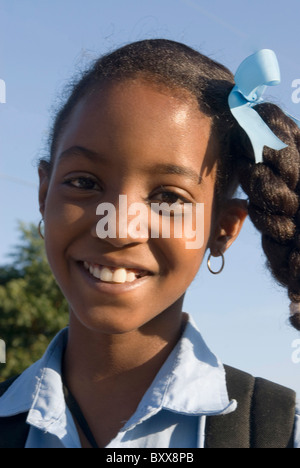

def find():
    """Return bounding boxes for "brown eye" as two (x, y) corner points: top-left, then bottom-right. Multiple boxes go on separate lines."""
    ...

(151, 186), (188, 205)
(157, 191), (184, 205)
(64, 176), (100, 191)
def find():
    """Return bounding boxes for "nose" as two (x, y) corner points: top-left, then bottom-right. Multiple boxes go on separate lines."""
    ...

(91, 194), (150, 247)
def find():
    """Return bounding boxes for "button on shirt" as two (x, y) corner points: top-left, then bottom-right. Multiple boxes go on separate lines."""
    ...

(0, 314), (299, 448)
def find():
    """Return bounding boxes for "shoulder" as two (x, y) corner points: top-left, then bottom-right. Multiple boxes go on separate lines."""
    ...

(205, 365), (296, 448)
(0, 374), (30, 448)
(0, 328), (68, 407)
(0, 375), (20, 397)
(224, 364), (296, 407)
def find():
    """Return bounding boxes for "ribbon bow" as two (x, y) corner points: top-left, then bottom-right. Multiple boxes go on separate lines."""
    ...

(228, 49), (300, 163)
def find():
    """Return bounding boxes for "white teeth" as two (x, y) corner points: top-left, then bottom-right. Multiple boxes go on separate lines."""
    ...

(126, 272), (136, 283)
(83, 262), (145, 283)
(112, 268), (127, 283)
(100, 267), (113, 282)
(92, 265), (102, 279)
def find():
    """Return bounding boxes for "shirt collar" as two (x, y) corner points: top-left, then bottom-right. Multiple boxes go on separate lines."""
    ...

(0, 315), (236, 437)
(122, 314), (236, 431)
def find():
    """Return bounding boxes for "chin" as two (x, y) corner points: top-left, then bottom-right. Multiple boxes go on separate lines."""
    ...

(69, 304), (153, 336)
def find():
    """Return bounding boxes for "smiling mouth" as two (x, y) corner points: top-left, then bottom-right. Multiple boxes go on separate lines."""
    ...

(82, 261), (151, 284)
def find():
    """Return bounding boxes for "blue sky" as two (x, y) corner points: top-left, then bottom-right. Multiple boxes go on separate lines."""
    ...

(1, 0), (300, 392)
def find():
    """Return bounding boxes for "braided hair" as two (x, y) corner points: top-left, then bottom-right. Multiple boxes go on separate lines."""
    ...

(238, 105), (300, 329)
(41, 39), (300, 330)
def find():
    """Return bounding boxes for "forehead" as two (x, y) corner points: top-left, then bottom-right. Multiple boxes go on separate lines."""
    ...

(54, 79), (216, 177)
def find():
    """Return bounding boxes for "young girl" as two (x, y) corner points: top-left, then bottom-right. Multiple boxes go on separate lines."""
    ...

(0, 39), (299, 448)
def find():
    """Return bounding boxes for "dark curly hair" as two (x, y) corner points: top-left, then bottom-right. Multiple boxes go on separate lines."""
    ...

(40, 39), (300, 330)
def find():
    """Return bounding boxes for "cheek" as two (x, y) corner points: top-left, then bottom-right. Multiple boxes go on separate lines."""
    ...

(42, 190), (88, 271)
(44, 183), (94, 238)
(143, 188), (214, 281)
(156, 209), (210, 282)
(46, 192), (84, 224)
(153, 237), (205, 312)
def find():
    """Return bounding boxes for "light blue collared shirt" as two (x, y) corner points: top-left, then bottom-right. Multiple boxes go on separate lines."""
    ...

(0, 314), (299, 448)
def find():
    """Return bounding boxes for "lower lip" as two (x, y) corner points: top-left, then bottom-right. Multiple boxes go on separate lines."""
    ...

(77, 262), (153, 294)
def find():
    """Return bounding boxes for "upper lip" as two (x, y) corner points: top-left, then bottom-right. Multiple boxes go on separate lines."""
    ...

(80, 257), (154, 274)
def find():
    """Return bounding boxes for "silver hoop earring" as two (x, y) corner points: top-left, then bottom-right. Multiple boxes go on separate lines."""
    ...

(38, 219), (45, 240)
(207, 251), (225, 275)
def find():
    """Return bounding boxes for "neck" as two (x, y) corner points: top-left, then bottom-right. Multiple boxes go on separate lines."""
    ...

(63, 309), (187, 389)
(62, 308), (187, 447)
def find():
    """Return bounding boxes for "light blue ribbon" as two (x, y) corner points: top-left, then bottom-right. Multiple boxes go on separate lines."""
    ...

(228, 49), (300, 163)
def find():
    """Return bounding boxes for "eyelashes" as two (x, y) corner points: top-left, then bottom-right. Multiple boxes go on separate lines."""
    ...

(151, 185), (189, 205)
(62, 176), (191, 209)
(63, 175), (102, 191)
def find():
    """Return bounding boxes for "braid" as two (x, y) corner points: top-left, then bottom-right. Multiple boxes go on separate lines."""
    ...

(235, 103), (300, 330)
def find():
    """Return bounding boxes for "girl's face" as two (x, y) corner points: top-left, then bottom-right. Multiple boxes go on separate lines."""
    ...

(39, 80), (239, 337)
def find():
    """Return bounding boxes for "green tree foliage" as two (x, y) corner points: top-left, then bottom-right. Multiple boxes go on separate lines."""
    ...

(0, 222), (69, 381)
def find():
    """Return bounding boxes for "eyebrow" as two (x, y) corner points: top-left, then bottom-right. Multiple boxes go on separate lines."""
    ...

(58, 145), (202, 184)
(58, 146), (102, 163)
(149, 163), (202, 184)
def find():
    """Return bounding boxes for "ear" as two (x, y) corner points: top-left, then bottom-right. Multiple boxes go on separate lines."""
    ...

(38, 162), (51, 218)
(209, 198), (248, 257)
